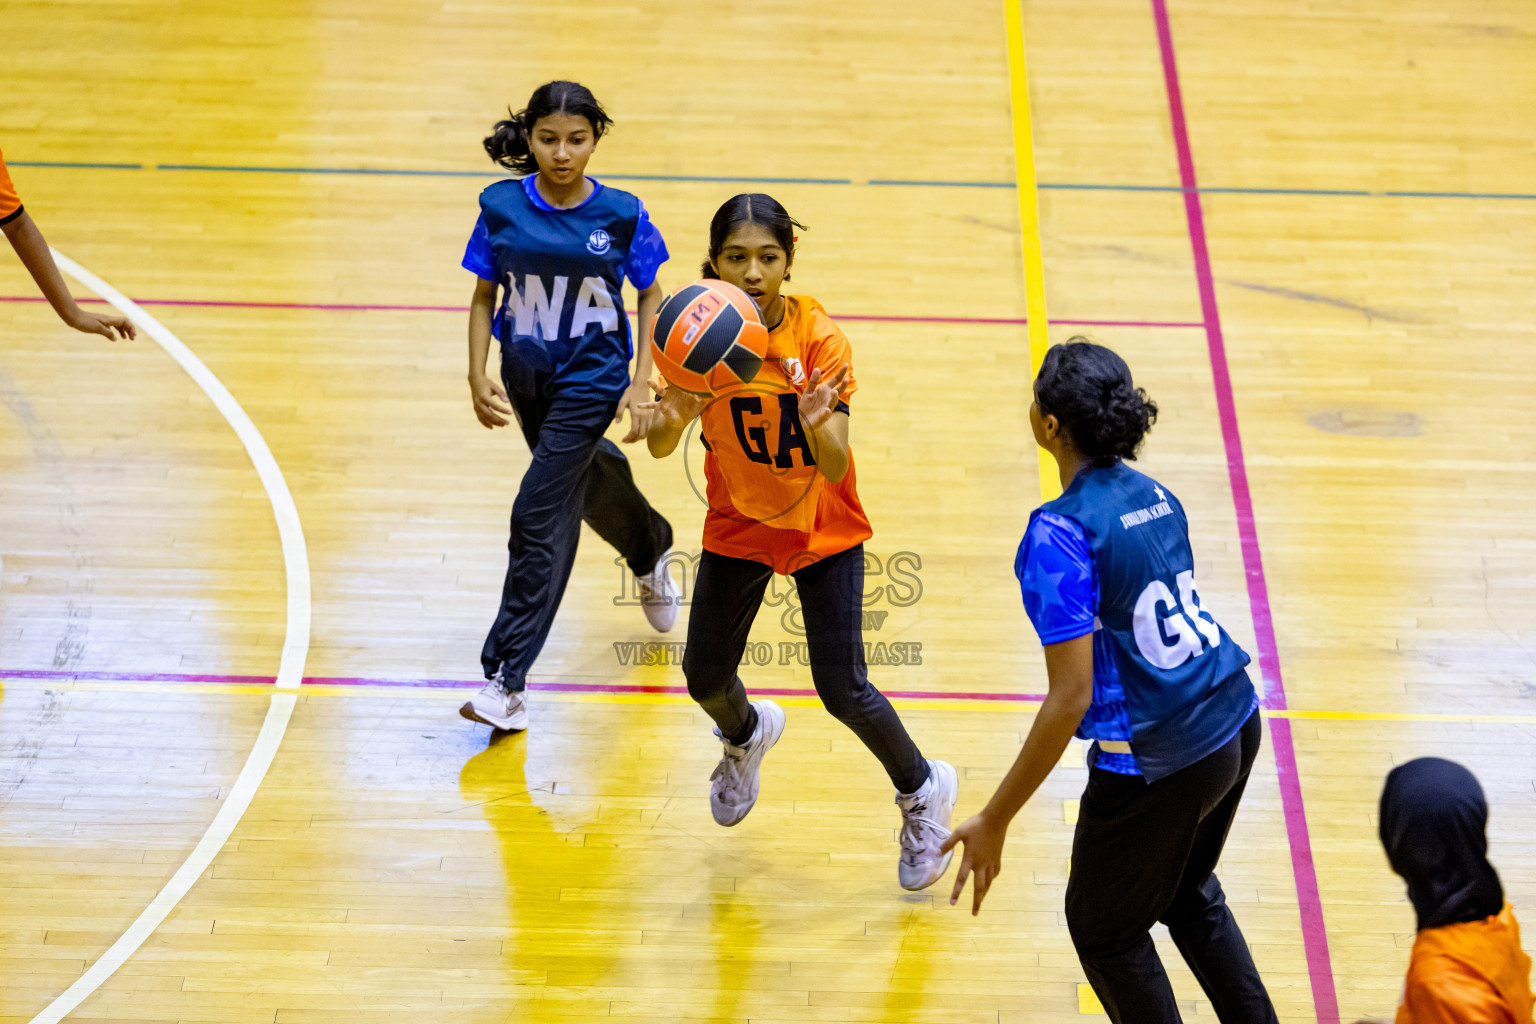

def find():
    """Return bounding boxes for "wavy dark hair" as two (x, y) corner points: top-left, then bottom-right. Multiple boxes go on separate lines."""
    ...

(700, 193), (807, 279)
(483, 81), (613, 175)
(1034, 339), (1158, 465)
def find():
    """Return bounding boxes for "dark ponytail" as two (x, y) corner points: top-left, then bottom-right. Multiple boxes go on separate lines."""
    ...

(1035, 338), (1158, 464)
(700, 193), (806, 278)
(484, 80), (614, 175)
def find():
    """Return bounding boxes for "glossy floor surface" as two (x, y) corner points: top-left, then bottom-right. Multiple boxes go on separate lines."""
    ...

(2, 0), (1534, 1021)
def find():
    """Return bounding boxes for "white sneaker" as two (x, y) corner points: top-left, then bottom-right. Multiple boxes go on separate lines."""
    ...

(459, 676), (529, 732)
(708, 699), (786, 826)
(636, 551), (681, 632)
(896, 758), (958, 891)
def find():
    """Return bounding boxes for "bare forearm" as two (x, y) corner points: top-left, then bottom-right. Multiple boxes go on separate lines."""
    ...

(633, 286), (661, 384)
(467, 288), (495, 381)
(3, 212), (82, 321)
(808, 420), (849, 482)
(647, 417), (685, 458)
(983, 689), (1086, 826)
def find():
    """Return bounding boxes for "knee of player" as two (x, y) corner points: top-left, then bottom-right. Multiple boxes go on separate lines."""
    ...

(1064, 904), (1142, 958)
(809, 666), (870, 719)
(681, 655), (733, 699)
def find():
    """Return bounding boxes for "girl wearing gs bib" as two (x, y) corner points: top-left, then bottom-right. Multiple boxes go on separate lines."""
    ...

(943, 341), (1278, 1023)
(644, 194), (957, 891)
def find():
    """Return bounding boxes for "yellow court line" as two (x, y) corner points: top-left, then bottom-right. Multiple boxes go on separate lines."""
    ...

(7, 677), (1536, 724)
(1002, 0), (1061, 501)
(1265, 708), (1536, 725)
(1078, 982), (1107, 1015)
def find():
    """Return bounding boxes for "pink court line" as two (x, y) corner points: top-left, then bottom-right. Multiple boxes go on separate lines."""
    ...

(1152, 2), (1339, 1021)
(0, 667), (1045, 703)
(0, 294), (1203, 330)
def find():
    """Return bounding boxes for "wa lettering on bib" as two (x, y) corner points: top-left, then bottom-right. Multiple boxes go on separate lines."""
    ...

(476, 177), (644, 399)
(504, 273), (621, 340)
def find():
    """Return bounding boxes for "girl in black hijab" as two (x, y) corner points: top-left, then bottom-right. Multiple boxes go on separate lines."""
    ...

(1356, 758), (1533, 1024)
(1380, 758), (1505, 930)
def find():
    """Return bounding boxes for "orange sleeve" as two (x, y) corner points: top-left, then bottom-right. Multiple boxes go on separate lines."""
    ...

(0, 148), (23, 225)
(1397, 956), (1516, 1024)
(805, 307), (858, 405)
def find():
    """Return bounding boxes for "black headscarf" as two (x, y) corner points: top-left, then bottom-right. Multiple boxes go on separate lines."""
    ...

(1379, 757), (1504, 931)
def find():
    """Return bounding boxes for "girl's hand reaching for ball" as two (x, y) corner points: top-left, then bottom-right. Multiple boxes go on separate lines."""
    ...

(644, 379), (710, 428)
(640, 380), (710, 460)
(795, 362), (851, 433)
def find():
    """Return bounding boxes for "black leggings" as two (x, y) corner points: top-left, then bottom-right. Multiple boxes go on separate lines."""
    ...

(681, 545), (929, 794)
(1065, 707), (1277, 1024)
(480, 387), (672, 686)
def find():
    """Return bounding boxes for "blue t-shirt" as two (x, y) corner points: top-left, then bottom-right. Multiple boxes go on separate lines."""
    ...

(462, 175), (668, 288)
(461, 175), (669, 400)
(1017, 510), (1140, 775)
(1016, 461), (1258, 781)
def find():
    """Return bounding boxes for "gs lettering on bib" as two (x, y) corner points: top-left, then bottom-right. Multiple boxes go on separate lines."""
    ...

(1131, 570), (1223, 670)
(1020, 461), (1256, 782)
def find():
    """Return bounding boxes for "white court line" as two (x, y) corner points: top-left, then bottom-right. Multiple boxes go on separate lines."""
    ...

(29, 251), (311, 1024)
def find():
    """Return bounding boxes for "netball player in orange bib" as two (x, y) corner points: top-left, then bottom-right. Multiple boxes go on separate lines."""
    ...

(643, 193), (957, 891)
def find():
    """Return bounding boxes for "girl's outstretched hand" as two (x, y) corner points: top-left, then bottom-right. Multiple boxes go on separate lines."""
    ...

(795, 361), (851, 431)
(940, 811), (1008, 916)
(470, 373), (513, 429)
(640, 378), (709, 428)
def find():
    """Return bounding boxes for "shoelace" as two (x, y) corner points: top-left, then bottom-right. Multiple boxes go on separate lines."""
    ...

(636, 564), (673, 600)
(898, 800), (953, 860)
(710, 736), (749, 799)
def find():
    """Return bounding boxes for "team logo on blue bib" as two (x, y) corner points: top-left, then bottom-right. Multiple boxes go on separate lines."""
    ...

(586, 229), (611, 255)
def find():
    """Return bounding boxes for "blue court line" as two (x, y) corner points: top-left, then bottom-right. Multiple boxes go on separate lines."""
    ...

(157, 163), (491, 177)
(8, 159), (1535, 200)
(869, 178), (1016, 188)
(10, 160), (144, 170)
(1381, 189), (1536, 200)
(156, 163), (852, 185)
(602, 172), (854, 185)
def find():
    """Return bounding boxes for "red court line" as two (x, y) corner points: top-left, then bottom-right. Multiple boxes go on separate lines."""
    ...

(1151, 2), (1339, 1021)
(0, 667), (1046, 702)
(0, 294), (1203, 330)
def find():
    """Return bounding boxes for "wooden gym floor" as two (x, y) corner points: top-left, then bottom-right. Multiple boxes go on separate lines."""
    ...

(2, 0), (1534, 1021)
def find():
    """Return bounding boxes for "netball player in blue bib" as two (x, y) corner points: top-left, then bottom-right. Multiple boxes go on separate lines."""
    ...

(459, 81), (679, 733)
(943, 341), (1278, 1023)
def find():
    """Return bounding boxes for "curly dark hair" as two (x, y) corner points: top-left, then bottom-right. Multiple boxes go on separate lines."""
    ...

(1034, 338), (1158, 465)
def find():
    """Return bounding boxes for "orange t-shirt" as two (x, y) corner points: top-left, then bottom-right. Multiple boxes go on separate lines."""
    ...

(697, 295), (873, 575)
(1396, 905), (1535, 1024)
(0, 147), (24, 225)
